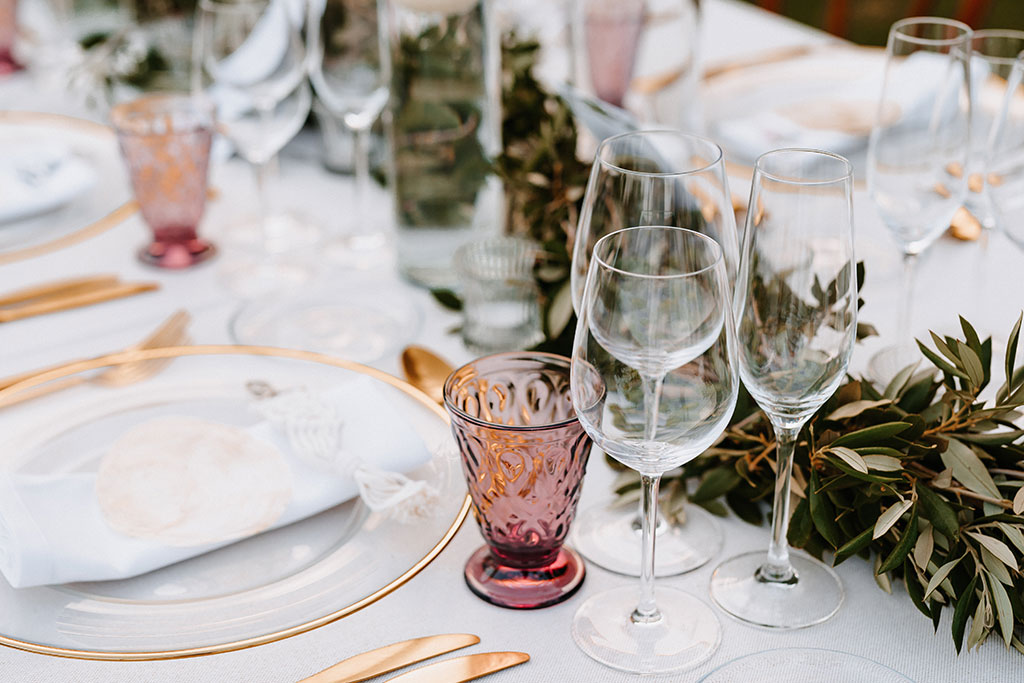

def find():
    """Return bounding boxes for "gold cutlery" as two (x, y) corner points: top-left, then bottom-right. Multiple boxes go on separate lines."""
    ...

(0, 274), (120, 308)
(0, 310), (191, 405)
(0, 278), (160, 323)
(400, 346), (455, 406)
(298, 634), (480, 683)
(383, 652), (530, 683)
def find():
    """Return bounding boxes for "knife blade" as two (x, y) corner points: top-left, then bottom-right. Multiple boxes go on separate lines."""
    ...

(298, 634), (480, 683)
(383, 652), (530, 683)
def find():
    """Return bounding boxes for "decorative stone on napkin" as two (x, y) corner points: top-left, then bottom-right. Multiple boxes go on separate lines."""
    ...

(0, 378), (435, 588)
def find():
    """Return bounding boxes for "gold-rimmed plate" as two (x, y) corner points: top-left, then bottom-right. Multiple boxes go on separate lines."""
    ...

(0, 345), (470, 660)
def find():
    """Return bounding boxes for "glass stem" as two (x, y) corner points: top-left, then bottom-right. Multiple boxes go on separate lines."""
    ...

(760, 424), (800, 583)
(253, 158), (275, 250)
(898, 252), (918, 343)
(632, 473), (662, 624)
(352, 124), (371, 236)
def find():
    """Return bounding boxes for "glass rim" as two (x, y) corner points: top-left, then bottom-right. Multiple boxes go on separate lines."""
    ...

(591, 225), (725, 281)
(595, 129), (724, 178)
(890, 16), (972, 47)
(109, 93), (216, 136)
(753, 148), (854, 187)
(971, 29), (1024, 66)
(442, 351), (582, 432)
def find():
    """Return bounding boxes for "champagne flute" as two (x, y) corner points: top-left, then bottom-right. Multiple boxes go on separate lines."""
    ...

(308, 0), (390, 261)
(569, 129), (739, 577)
(571, 225), (737, 673)
(986, 49), (1024, 249)
(710, 148), (857, 629)
(866, 17), (972, 380)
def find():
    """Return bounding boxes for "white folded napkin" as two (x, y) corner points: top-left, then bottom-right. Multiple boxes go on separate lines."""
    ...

(0, 142), (96, 225)
(0, 378), (434, 588)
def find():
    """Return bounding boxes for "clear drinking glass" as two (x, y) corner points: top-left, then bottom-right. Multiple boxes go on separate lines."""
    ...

(570, 226), (737, 673)
(985, 50), (1024, 249)
(866, 17), (972, 379)
(709, 148), (857, 629)
(569, 130), (739, 577)
(308, 0), (390, 261)
(195, 0), (318, 294)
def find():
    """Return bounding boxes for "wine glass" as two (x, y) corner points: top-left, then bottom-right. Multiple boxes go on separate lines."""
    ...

(569, 129), (739, 577)
(308, 0), (390, 262)
(709, 148), (857, 629)
(986, 50), (1024, 249)
(571, 225), (737, 673)
(866, 17), (972, 380)
(195, 0), (318, 296)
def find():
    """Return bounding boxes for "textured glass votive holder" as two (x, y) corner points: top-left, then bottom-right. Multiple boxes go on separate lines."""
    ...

(454, 238), (545, 353)
(110, 94), (216, 269)
(444, 352), (591, 609)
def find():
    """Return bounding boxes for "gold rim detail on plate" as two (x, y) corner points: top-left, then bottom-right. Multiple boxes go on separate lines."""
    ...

(0, 344), (471, 661)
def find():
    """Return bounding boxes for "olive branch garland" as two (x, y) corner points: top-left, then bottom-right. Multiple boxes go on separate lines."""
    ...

(610, 314), (1024, 654)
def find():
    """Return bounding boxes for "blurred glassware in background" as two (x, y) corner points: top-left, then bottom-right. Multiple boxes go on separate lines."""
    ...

(308, 0), (391, 264)
(195, 0), (320, 297)
(454, 237), (545, 353)
(573, 0), (702, 134)
(383, 0), (503, 290)
(0, 0), (21, 73)
(988, 49), (1024, 250)
(966, 29), (1024, 232)
(866, 17), (972, 381)
(311, 92), (386, 175)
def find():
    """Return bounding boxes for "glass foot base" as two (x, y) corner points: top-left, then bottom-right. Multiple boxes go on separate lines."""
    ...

(572, 585), (721, 673)
(138, 240), (216, 269)
(464, 546), (584, 610)
(709, 550), (844, 629)
(698, 647), (913, 682)
(572, 502), (721, 576)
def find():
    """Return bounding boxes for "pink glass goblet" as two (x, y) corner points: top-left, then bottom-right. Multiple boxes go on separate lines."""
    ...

(0, 0), (19, 75)
(110, 94), (216, 269)
(444, 352), (592, 609)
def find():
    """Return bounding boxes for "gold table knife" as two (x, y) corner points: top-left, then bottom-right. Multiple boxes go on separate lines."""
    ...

(383, 652), (530, 683)
(299, 634), (480, 683)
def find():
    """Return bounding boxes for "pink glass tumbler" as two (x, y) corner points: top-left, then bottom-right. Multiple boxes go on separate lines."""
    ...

(0, 0), (19, 74)
(444, 352), (591, 609)
(110, 94), (216, 269)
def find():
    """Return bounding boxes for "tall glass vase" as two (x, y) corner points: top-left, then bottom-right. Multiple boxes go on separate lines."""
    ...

(383, 0), (503, 289)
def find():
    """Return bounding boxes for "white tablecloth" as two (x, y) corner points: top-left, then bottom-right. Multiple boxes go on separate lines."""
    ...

(1, 1), (1022, 681)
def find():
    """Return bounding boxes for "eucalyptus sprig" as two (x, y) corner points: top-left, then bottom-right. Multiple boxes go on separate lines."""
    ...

(623, 314), (1024, 654)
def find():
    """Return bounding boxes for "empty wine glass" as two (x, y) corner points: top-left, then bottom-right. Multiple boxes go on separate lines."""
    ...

(866, 17), (972, 380)
(195, 0), (318, 295)
(569, 130), (739, 577)
(571, 226), (737, 673)
(986, 50), (1024, 249)
(709, 148), (857, 629)
(308, 0), (390, 262)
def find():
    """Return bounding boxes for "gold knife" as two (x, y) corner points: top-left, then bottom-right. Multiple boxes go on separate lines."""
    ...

(0, 282), (160, 323)
(298, 634), (480, 683)
(383, 652), (530, 683)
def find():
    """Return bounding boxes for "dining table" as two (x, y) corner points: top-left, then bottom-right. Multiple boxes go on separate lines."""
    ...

(1, 0), (1022, 680)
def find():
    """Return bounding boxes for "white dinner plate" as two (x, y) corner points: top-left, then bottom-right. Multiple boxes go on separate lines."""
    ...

(698, 647), (915, 682)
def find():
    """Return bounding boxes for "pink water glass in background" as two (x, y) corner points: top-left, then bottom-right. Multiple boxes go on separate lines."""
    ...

(0, 0), (19, 74)
(110, 94), (216, 269)
(444, 352), (592, 609)
(582, 0), (644, 107)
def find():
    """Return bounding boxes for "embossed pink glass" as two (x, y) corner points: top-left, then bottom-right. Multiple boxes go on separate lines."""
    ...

(0, 0), (19, 75)
(444, 352), (592, 609)
(111, 94), (216, 269)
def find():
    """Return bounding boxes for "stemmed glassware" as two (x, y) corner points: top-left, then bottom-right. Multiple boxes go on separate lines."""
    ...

(709, 148), (857, 629)
(195, 0), (318, 296)
(570, 226), (738, 673)
(988, 50), (1024, 249)
(308, 0), (390, 261)
(866, 17), (972, 380)
(569, 130), (739, 577)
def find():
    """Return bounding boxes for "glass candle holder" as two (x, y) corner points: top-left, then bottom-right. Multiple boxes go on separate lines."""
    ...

(444, 352), (591, 609)
(110, 94), (216, 269)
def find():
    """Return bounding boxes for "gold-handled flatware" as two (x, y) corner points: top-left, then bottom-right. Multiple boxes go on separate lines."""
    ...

(0, 274), (120, 308)
(298, 634), (480, 683)
(0, 280), (160, 323)
(0, 310), (191, 406)
(383, 652), (529, 683)
(400, 346), (455, 406)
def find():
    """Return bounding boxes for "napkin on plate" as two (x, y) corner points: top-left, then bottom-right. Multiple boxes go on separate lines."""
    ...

(0, 378), (435, 589)
(0, 142), (96, 225)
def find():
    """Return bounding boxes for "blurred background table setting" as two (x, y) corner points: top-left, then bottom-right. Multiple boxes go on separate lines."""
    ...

(1, 0), (1024, 681)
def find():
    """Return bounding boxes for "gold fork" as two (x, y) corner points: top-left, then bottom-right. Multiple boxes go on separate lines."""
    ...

(0, 310), (191, 406)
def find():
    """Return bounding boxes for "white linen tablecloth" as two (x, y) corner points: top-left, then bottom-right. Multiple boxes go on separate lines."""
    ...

(1, 1), (1022, 681)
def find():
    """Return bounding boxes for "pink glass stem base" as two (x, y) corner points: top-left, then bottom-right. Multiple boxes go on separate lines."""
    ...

(464, 545), (585, 610)
(139, 235), (217, 269)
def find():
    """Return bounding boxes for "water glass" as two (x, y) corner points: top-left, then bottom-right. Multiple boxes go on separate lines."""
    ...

(444, 352), (591, 609)
(0, 0), (17, 74)
(454, 238), (544, 354)
(110, 94), (216, 269)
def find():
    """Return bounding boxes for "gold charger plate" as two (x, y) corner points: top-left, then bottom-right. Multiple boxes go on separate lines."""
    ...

(0, 345), (470, 660)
